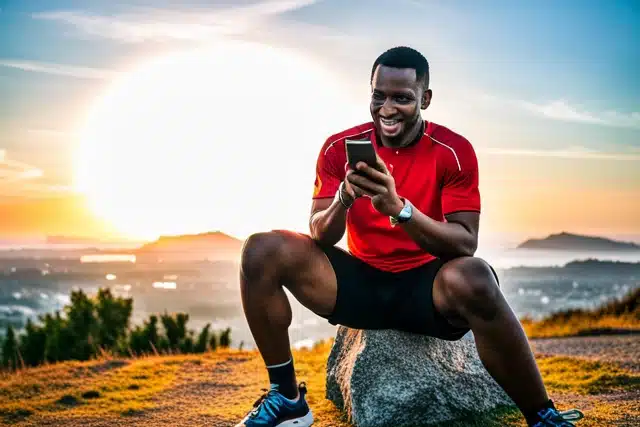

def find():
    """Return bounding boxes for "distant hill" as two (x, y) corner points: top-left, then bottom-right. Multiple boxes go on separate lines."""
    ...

(0, 232), (245, 262)
(46, 235), (140, 245)
(135, 231), (244, 262)
(503, 259), (640, 278)
(516, 232), (640, 251)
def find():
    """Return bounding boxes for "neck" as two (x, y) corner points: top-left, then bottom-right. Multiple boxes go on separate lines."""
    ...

(380, 119), (424, 148)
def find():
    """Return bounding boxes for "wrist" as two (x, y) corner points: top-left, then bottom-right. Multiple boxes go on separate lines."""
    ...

(390, 196), (405, 217)
(336, 182), (354, 209)
(390, 197), (413, 226)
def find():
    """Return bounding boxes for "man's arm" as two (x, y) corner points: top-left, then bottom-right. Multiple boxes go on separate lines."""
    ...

(309, 197), (348, 246)
(398, 210), (479, 258)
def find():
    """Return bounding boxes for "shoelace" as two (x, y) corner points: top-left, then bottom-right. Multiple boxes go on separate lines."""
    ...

(248, 386), (280, 418)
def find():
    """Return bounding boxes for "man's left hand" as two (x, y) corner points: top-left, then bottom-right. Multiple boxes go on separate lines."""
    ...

(346, 156), (404, 217)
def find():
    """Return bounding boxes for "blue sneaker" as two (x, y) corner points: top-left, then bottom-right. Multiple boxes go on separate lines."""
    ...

(533, 407), (584, 426)
(235, 382), (314, 427)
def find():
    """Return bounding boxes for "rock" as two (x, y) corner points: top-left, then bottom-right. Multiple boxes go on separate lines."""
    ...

(325, 327), (516, 426)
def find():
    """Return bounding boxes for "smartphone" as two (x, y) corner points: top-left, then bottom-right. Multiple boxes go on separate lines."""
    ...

(345, 138), (378, 171)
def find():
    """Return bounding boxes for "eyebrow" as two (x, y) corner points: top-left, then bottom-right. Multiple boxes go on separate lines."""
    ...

(372, 88), (415, 96)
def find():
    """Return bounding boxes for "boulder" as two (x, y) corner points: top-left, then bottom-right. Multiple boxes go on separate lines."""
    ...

(325, 327), (517, 426)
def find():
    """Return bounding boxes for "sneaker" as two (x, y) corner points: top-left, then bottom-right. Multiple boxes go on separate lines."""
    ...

(533, 407), (584, 426)
(235, 382), (314, 427)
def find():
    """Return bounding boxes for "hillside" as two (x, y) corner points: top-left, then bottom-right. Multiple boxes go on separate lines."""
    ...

(1, 339), (639, 426)
(517, 232), (640, 251)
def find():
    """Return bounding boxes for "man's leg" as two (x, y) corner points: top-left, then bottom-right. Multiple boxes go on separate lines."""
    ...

(239, 230), (338, 398)
(432, 257), (550, 423)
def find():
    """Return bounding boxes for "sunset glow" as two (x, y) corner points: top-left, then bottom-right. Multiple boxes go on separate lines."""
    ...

(73, 42), (362, 240)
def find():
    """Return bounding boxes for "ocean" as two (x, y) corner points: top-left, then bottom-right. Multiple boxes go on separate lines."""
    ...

(0, 248), (638, 350)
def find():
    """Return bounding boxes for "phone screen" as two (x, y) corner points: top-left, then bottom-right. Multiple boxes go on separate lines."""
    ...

(345, 139), (377, 171)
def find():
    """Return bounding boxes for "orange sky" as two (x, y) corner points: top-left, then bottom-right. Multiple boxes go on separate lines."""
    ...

(0, 195), (122, 240)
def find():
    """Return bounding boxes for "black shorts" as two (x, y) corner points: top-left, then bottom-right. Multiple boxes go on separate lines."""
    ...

(315, 243), (484, 341)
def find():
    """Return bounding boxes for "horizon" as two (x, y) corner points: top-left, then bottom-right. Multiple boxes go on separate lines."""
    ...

(2, 230), (640, 253)
(1, 1), (638, 243)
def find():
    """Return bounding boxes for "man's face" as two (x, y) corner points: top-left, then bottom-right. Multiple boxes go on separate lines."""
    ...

(370, 65), (431, 145)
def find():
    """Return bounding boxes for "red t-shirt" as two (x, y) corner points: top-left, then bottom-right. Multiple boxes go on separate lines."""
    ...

(312, 120), (481, 273)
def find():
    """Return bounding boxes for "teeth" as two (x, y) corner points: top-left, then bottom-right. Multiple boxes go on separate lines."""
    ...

(381, 118), (399, 125)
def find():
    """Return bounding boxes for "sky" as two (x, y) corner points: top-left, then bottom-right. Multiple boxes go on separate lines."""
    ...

(0, 0), (638, 245)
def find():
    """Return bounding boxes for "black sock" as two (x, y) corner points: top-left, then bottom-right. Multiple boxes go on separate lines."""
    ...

(266, 358), (297, 399)
(525, 399), (556, 426)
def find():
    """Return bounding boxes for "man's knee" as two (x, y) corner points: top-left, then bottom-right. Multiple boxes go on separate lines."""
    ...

(436, 256), (500, 320)
(240, 230), (304, 283)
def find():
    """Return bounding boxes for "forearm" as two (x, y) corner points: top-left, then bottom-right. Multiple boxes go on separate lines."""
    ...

(309, 197), (348, 246)
(400, 208), (477, 258)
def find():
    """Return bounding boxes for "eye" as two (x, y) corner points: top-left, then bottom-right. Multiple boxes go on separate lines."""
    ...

(395, 95), (412, 103)
(372, 92), (385, 101)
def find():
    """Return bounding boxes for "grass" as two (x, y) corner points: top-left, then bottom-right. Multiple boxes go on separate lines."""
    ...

(0, 356), (179, 424)
(0, 340), (638, 426)
(522, 287), (640, 338)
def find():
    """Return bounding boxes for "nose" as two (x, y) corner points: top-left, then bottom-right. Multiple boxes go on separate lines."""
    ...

(380, 97), (397, 116)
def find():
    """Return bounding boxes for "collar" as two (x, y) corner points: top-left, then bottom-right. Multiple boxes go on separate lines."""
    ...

(372, 120), (429, 150)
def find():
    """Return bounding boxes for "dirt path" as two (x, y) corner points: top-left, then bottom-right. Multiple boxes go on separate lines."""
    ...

(530, 334), (640, 372)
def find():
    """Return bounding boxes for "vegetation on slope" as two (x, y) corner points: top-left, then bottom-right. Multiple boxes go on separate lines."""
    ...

(1, 288), (231, 371)
(522, 287), (640, 338)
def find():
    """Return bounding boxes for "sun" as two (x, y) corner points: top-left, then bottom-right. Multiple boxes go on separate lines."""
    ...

(73, 41), (363, 241)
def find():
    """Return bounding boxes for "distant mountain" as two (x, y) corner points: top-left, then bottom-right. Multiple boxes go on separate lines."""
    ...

(517, 232), (640, 251)
(46, 235), (139, 245)
(502, 259), (640, 278)
(0, 231), (245, 262)
(135, 231), (244, 262)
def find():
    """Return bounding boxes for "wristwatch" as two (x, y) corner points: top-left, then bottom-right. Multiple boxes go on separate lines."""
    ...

(390, 198), (413, 226)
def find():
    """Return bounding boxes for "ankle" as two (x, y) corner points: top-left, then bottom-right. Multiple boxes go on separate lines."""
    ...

(266, 357), (298, 399)
(524, 399), (556, 426)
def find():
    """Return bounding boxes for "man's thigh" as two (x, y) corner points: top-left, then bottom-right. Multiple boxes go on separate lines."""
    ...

(251, 230), (338, 318)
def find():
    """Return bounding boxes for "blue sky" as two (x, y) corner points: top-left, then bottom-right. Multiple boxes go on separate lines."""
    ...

(0, 0), (638, 240)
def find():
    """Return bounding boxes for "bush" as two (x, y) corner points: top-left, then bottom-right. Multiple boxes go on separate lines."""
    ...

(0, 288), (232, 371)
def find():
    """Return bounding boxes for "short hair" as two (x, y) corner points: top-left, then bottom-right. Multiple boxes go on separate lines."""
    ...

(371, 46), (429, 88)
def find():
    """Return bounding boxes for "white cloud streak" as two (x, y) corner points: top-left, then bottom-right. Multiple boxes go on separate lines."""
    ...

(26, 128), (75, 139)
(520, 99), (640, 129)
(32, 0), (320, 43)
(0, 59), (120, 80)
(0, 149), (71, 196)
(479, 146), (640, 161)
(470, 91), (640, 130)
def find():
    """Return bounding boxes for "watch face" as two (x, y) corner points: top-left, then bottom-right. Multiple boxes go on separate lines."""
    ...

(399, 201), (412, 222)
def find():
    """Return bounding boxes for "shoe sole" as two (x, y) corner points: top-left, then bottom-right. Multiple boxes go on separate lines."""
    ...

(275, 410), (313, 427)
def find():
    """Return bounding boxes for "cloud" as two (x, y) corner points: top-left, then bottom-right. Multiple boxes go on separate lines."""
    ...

(520, 99), (640, 129)
(0, 150), (71, 197)
(0, 59), (120, 80)
(479, 146), (640, 161)
(32, 0), (320, 43)
(469, 91), (640, 130)
(26, 128), (75, 139)
(0, 153), (44, 181)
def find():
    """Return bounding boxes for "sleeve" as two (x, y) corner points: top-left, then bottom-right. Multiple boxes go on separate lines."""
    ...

(312, 138), (344, 199)
(441, 139), (481, 215)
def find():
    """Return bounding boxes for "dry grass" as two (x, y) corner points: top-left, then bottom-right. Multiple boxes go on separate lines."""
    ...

(521, 287), (640, 339)
(0, 340), (638, 426)
(522, 315), (640, 339)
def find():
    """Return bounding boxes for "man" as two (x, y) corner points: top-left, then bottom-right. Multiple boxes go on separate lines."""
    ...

(236, 46), (584, 427)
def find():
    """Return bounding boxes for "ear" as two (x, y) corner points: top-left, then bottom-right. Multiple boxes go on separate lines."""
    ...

(421, 88), (432, 110)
